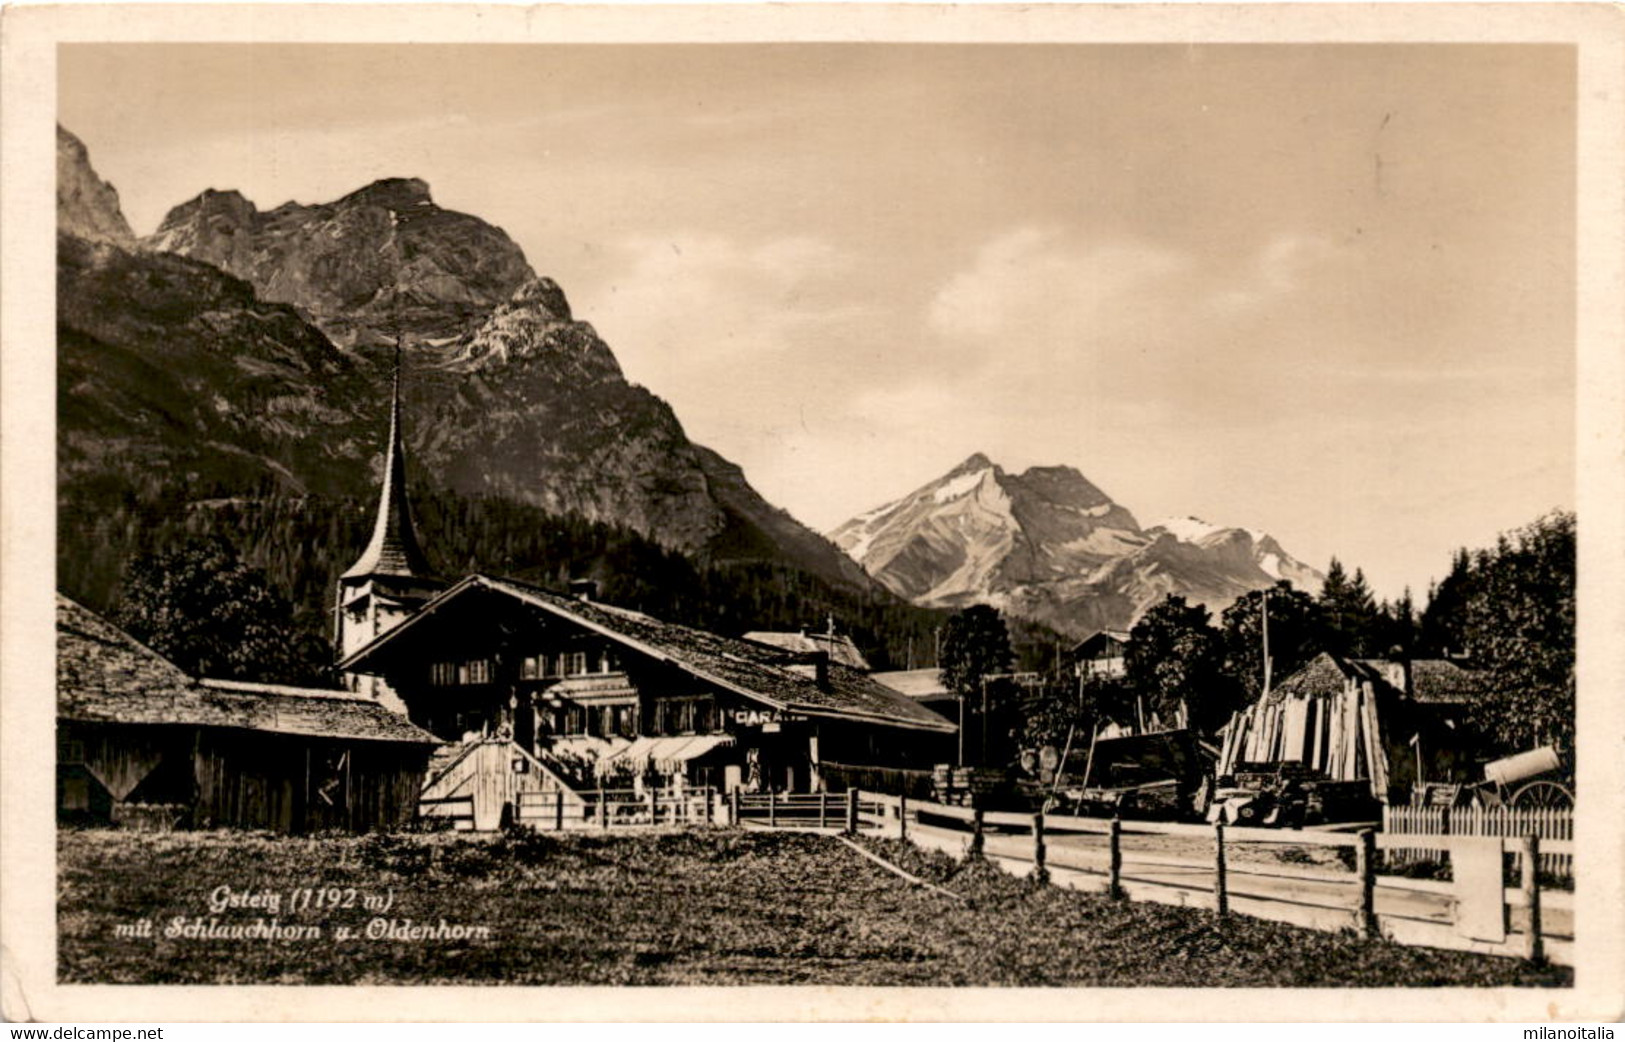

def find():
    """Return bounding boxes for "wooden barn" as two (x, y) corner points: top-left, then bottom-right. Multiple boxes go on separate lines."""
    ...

(57, 595), (441, 832)
(1216, 652), (1486, 805)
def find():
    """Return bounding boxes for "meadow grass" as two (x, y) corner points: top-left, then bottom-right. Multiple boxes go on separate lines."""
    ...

(58, 827), (1571, 987)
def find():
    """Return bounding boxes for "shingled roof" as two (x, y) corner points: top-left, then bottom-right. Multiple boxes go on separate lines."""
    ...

(742, 630), (871, 671)
(342, 575), (957, 733)
(57, 595), (438, 745)
(1270, 651), (1491, 706)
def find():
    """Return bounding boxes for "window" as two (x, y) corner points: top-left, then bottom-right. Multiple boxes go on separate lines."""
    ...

(567, 651), (588, 676)
(521, 656), (541, 680)
(430, 661), (457, 686)
(459, 659), (491, 685)
(59, 739), (85, 765)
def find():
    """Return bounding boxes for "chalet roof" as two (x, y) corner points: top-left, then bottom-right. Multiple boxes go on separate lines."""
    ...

(870, 668), (951, 700)
(1072, 630), (1132, 655)
(341, 355), (432, 581)
(57, 595), (439, 745)
(1269, 651), (1490, 706)
(1360, 657), (1492, 704)
(742, 630), (871, 671)
(341, 575), (957, 733)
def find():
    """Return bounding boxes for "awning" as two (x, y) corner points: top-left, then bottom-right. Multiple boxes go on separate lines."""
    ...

(544, 735), (632, 761)
(600, 734), (735, 772)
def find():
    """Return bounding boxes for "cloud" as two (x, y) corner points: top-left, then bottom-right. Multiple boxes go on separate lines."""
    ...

(927, 228), (1193, 344)
(578, 233), (871, 383)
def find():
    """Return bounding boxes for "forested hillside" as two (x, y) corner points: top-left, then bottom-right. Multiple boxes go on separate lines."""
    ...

(60, 483), (959, 682)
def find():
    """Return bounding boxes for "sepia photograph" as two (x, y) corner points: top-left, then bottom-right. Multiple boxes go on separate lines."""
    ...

(3, 2), (1623, 1025)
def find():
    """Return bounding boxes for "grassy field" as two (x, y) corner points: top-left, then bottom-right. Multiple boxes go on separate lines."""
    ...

(58, 827), (1571, 987)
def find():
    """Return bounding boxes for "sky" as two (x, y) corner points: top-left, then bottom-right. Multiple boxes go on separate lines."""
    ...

(58, 43), (1576, 601)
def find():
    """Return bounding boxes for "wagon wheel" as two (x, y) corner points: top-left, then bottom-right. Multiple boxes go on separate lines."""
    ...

(1511, 779), (1573, 809)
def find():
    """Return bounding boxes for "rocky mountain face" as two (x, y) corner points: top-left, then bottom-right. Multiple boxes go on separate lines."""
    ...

(57, 126), (135, 248)
(829, 455), (1322, 637)
(58, 126), (872, 592)
(145, 178), (535, 350)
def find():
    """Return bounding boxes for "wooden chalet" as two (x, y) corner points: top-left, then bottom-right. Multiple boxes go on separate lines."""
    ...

(1072, 630), (1131, 680)
(57, 595), (440, 832)
(1216, 652), (1486, 804)
(338, 574), (958, 805)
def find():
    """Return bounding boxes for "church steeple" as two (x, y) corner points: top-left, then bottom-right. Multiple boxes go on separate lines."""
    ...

(334, 339), (443, 702)
(342, 339), (431, 581)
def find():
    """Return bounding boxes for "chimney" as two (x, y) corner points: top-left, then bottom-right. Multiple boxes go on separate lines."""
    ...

(789, 650), (830, 689)
(568, 578), (598, 603)
(1384, 648), (1412, 697)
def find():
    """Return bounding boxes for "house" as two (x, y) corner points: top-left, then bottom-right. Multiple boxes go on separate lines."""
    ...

(57, 595), (440, 832)
(338, 575), (958, 805)
(1215, 652), (1485, 804)
(1072, 630), (1131, 679)
(743, 621), (871, 671)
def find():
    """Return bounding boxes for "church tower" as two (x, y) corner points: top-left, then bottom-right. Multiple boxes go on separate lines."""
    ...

(335, 343), (443, 704)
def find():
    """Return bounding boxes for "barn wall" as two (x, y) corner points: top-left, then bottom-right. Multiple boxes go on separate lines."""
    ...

(63, 721), (186, 802)
(194, 730), (430, 833)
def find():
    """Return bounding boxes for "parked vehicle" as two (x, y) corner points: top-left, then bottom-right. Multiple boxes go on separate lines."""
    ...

(1411, 744), (1573, 810)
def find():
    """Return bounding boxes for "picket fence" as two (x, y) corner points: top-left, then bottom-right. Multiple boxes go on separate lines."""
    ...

(1382, 804), (1572, 877)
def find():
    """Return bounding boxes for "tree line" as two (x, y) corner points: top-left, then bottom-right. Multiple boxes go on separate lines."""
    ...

(62, 484), (967, 684)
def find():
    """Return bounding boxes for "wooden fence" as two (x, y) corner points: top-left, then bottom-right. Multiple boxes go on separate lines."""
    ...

(818, 761), (936, 800)
(1383, 805), (1572, 877)
(733, 790), (853, 829)
(845, 790), (1572, 967)
(515, 787), (719, 831)
(418, 795), (475, 831)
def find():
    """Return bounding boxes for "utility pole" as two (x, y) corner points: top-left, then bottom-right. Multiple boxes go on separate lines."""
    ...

(1261, 586), (1273, 698)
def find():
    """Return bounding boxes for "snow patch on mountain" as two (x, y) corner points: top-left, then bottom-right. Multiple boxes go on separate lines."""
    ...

(933, 467), (991, 503)
(1155, 516), (1226, 543)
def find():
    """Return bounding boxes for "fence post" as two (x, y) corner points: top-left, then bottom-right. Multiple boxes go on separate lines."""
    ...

(768, 788), (777, 828)
(1108, 816), (1123, 900)
(846, 788), (859, 835)
(820, 790), (829, 830)
(1521, 835), (1544, 964)
(898, 793), (909, 842)
(647, 789), (658, 826)
(601, 791), (611, 831)
(554, 789), (564, 832)
(1214, 822), (1229, 918)
(970, 807), (985, 859)
(1356, 828), (1377, 938)
(1032, 811), (1048, 884)
(730, 789), (740, 827)
(704, 788), (714, 825)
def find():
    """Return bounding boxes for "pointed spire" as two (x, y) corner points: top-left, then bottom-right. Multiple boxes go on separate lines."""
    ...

(341, 336), (432, 580)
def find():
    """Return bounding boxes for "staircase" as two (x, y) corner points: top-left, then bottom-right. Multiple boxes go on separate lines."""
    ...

(423, 742), (468, 791)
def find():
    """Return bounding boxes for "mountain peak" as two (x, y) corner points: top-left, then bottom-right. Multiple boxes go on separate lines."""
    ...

(336, 177), (433, 211)
(831, 464), (1321, 636)
(57, 125), (137, 248)
(948, 452), (995, 476)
